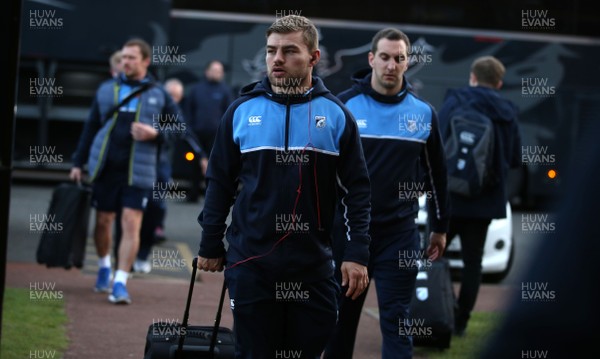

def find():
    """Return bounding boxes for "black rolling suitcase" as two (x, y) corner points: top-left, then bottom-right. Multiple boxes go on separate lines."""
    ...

(36, 182), (92, 269)
(409, 257), (455, 349)
(144, 258), (235, 359)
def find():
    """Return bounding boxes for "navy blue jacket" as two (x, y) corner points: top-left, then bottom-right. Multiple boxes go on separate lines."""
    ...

(198, 77), (371, 281)
(184, 78), (234, 135)
(337, 69), (450, 234)
(438, 86), (521, 219)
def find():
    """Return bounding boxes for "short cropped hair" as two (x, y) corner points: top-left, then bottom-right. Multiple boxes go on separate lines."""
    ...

(266, 15), (319, 52)
(471, 56), (506, 87)
(370, 28), (411, 54)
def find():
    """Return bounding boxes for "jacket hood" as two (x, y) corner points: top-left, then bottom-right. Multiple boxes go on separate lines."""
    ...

(445, 86), (518, 121)
(240, 76), (331, 104)
(349, 68), (411, 104)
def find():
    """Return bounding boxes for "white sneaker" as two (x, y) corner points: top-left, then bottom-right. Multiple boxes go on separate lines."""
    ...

(133, 259), (152, 274)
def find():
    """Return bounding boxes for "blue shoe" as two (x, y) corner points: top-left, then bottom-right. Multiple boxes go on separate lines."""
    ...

(94, 267), (111, 293)
(108, 282), (131, 304)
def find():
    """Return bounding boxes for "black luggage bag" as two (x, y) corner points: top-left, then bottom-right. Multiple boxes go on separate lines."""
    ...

(409, 256), (455, 349)
(143, 258), (235, 359)
(36, 182), (92, 269)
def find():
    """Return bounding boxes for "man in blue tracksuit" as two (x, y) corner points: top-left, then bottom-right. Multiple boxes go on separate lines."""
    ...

(197, 15), (371, 359)
(324, 28), (450, 359)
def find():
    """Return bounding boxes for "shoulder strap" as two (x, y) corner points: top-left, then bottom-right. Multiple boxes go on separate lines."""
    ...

(102, 81), (156, 124)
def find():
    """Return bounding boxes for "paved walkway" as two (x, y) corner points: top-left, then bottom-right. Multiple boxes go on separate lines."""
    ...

(5, 261), (516, 358)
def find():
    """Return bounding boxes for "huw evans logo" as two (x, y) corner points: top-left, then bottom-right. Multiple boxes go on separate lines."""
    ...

(521, 9), (556, 30)
(521, 146), (555, 165)
(30, 146), (63, 165)
(275, 149), (310, 165)
(521, 78), (556, 97)
(275, 213), (310, 233)
(399, 250), (432, 270)
(275, 282), (310, 302)
(521, 213), (556, 234)
(399, 113), (431, 134)
(30, 78), (63, 97)
(152, 113), (187, 134)
(521, 282), (556, 302)
(521, 349), (549, 358)
(398, 182), (432, 202)
(152, 46), (187, 65)
(30, 214), (63, 233)
(29, 9), (63, 29)
(30, 282), (63, 301)
(151, 319), (186, 337)
(399, 318), (432, 338)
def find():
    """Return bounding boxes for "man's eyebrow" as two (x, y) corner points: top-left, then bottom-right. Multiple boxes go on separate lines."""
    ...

(266, 44), (301, 50)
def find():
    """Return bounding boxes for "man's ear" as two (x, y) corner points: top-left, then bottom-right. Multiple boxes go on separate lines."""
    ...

(310, 49), (321, 66)
(496, 79), (503, 90)
(469, 72), (478, 87)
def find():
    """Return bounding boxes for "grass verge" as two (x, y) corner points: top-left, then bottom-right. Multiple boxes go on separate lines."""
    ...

(1, 287), (69, 359)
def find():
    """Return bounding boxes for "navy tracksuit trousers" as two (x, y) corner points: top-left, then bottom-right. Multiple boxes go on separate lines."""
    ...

(324, 225), (421, 359)
(224, 265), (339, 359)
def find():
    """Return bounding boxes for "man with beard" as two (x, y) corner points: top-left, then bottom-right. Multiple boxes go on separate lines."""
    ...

(196, 15), (371, 358)
(70, 38), (184, 304)
(324, 28), (449, 359)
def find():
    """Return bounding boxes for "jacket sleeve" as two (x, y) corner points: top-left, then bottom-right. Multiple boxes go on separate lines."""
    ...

(71, 97), (102, 169)
(336, 107), (371, 266)
(423, 110), (450, 234)
(197, 105), (240, 258)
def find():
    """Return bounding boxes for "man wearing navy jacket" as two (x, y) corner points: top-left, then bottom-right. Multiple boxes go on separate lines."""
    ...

(196, 15), (371, 359)
(438, 56), (521, 336)
(324, 28), (450, 359)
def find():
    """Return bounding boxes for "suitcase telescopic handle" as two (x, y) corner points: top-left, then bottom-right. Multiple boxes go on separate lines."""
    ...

(176, 257), (227, 359)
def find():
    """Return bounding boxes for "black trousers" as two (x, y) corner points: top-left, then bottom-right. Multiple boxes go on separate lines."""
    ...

(445, 216), (491, 329)
(224, 265), (339, 359)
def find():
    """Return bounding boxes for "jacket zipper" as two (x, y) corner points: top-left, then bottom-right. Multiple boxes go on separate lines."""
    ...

(284, 97), (291, 151)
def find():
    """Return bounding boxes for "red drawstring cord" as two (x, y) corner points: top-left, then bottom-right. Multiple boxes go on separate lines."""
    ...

(226, 95), (323, 270)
